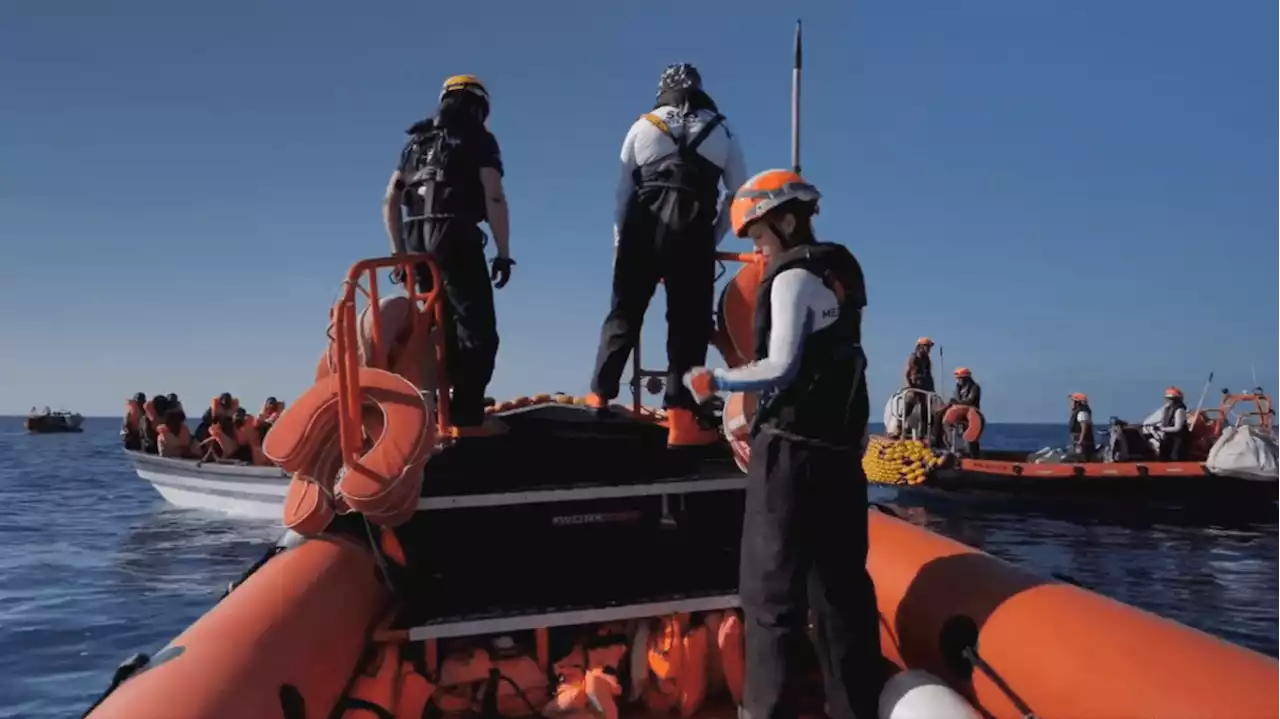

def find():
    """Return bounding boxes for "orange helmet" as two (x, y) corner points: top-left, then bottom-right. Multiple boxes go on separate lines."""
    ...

(1069, 392), (1088, 402)
(953, 367), (971, 379)
(1164, 386), (1183, 399)
(730, 169), (821, 238)
(916, 337), (934, 347)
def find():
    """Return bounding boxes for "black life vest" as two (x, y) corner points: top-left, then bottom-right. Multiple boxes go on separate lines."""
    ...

(1069, 402), (1097, 452)
(1161, 399), (1189, 436)
(632, 110), (725, 232)
(955, 379), (981, 408)
(907, 352), (933, 390)
(751, 242), (867, 448)
(399, 118), (487, 226)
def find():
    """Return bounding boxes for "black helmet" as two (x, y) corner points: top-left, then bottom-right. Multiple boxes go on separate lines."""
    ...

(266, 396), (278, 405)
(658, 63), (702, 96)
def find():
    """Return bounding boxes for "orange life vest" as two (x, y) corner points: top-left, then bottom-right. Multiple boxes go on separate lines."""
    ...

(257, 400), (284, 425)
(156, 424), (193, 458)
(210, 397), (240, 420)
(236, 418), (269, 466)
(124, 401), (142, 433)
(208, 424), (240, 459)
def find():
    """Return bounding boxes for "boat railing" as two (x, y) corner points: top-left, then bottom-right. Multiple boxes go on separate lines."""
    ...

(331, 251), (766, 467)
(892, 387), (944, 442)
(627, 251), (764, 415)
(329, 254), (456, 469)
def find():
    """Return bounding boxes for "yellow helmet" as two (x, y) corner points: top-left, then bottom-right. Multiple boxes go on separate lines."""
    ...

(440, 74), (490, 104)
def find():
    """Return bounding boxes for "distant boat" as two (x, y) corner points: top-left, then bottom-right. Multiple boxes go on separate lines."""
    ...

(25, 407), (85, 434)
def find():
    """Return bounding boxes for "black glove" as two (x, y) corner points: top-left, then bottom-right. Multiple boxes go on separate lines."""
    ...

(491, 257), (515, 289)
(389, 266), (407, 286)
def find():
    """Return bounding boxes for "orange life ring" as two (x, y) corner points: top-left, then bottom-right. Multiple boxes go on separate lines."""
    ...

(721, 391), (758, 473)
(942, 404), (985, 443)
(712, 262), (764, 369)
(263, 367), (433, 532)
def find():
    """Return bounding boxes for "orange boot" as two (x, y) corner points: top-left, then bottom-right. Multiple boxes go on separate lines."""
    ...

(666, 408), (721, 447)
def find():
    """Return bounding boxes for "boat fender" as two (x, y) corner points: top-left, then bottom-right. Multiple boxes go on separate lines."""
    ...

(716, 611), (745, 707)
(878, 669), (981, 719)
(339, 642), (401, 718)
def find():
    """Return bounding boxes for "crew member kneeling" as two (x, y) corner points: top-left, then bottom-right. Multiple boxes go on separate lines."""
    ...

(683, 170), (881, 719)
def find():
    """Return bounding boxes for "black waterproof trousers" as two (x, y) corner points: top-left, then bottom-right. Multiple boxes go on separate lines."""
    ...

(409, 218), (498, 427)
(589, 198), (715, 410)
(739, 432), (884, 719)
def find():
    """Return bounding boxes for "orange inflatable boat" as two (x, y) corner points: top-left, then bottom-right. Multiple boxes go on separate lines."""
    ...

(80, 252), (1276, 719)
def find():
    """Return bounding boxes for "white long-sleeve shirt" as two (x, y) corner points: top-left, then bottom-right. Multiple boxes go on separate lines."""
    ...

(711, 269), (843, 393)
(613, 105), (747, 245)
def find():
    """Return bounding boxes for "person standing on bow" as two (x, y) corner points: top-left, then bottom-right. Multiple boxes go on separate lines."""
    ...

(682, 170), (882, 719)
(382, 74), (513, 429)
(901, 337), (936, 439)
(585, 62), (747, 447)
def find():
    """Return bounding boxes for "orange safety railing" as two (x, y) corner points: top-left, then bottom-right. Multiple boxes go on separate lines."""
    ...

(627, 251), (764, 414)
(330, 254), (447, 469)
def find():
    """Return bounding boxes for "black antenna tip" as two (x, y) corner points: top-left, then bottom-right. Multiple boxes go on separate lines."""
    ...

(794, 18), (803, 67)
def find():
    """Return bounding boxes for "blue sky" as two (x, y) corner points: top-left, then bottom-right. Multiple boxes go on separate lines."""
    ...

(1, 1), (1274, 421)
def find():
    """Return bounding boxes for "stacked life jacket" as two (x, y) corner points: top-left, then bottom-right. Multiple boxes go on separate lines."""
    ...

(334, 612), (749, 719)
(632, 110), (725, 232)
(751, 243), (868, 449)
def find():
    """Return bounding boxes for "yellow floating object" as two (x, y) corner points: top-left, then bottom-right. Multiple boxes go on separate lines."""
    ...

(862, 436), (941, 486)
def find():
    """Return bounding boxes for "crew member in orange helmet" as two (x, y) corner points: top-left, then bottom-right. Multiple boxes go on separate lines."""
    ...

(902, 337), (935, 437)
(682, 169), (881, 719)
(948, 367), (982, 456)
(1068, 392), (1096, 461)
(1157, 386), (1190, 461)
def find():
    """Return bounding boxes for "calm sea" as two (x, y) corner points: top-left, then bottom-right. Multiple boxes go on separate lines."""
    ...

(0, 417), (1275, 719)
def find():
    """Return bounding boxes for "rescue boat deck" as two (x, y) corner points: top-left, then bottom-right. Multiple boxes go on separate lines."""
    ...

(420, 403), (741, 498)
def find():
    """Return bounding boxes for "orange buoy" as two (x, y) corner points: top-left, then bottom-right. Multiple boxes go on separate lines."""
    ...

(941, 404), (985, 444)
(713, 261), (764, 369)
